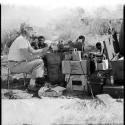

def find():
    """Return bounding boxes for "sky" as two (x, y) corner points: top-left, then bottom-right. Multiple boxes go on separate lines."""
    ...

(0, 0), (124, 10)
(1, 0), (124, 42)
(1, 0), (124, 33)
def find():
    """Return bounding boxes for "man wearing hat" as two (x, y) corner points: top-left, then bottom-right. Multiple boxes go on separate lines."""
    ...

(8, 23), (50, 96)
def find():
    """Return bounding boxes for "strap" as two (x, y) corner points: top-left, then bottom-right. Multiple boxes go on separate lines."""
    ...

(8, 60), (18, 63)
(8, 60), (27, 63)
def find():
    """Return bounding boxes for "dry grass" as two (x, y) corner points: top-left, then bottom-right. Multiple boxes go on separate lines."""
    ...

(2, 97), (123, 125)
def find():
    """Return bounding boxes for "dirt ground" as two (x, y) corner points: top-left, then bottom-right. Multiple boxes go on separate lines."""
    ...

(1, 55), (124, 125)
(2, 88), (124, 125)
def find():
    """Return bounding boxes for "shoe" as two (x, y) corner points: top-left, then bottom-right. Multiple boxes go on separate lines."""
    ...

(44, 82), (51, 88)
(36, 77), (45, 87)
(27, 84), (39, 92)
(32, 92), (42, 99)
(49, 84), (58, 88)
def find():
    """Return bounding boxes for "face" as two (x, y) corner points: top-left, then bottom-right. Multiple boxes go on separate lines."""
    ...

(26, 30), (33, 40)
(97, 45), (101, 50)
(39, 38), (45, 44)
(34, 38), (38, 43)
(78, 39), (83, 43)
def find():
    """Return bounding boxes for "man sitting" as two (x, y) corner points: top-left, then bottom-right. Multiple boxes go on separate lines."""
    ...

(8, 24), (50, 95)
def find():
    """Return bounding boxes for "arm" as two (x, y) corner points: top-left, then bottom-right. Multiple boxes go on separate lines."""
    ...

(19, 37), (50, 60)
(28, 45), (49, 55)
(20, 45), (49, 61)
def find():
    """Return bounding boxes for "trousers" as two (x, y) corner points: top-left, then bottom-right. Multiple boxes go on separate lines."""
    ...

(8, 59), (44, 79)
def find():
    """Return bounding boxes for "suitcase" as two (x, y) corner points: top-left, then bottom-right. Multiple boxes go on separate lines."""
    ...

(102, 85), (124, 98)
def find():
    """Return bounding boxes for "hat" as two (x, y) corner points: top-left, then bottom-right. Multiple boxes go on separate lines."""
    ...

(20, 23), (33, 33)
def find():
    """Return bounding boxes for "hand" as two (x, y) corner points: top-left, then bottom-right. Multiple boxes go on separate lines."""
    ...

(45, 46), (50, 51)
(35, 55), (41, 59)
(28, 55), (41, 61)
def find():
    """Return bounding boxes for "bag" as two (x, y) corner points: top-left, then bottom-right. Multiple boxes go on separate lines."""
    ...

(96, 57), (109, 70)
(38, 87), (59, 97)
(72, 48), (82, 61)
(38, 86), (65, 97)
(102, 59), (109, 69)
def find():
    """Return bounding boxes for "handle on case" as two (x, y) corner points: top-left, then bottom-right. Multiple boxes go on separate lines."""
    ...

(73, 48), (77, 52)
(103, 55), (106, 60)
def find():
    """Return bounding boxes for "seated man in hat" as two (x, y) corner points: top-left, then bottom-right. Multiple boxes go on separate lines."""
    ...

(8, 24), (50, 93)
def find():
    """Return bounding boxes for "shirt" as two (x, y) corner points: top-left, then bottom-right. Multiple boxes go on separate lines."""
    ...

(73, 42), (84, 51)
(31, 42), (38, 50)
(8, 35), (31, 61)
(38, 42), (48, 49)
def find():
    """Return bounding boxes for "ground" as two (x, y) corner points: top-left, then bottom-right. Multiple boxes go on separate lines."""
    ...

(1, 55), (124, 125)
(2, 89), (124, 125)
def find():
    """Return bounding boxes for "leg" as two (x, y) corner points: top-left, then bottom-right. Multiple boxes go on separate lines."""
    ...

(23, 73), (27, 86)
(81, 75), (88, 92)
(8, 59), (44, 89)
(67, 76), (73, 92)
(9, 59), (44, 74)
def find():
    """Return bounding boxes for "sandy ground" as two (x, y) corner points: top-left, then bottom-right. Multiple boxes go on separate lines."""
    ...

(2, 98), (73, 125)
(2, 95), (123, 125)
(1, 55), (124, 125)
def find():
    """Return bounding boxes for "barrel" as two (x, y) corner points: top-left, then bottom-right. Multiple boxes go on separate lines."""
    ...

(46, 52), (64, 83)
(46, 53), (61, 65)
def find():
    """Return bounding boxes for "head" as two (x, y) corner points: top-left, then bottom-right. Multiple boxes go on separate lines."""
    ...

(32, 36), (38, 43)
(96, 42), (102, 50)
(77, 35), (85, 43)
(20, 24), (33, 39)
(68, 40), (72, 44)
(38, 36), (45, 44)
(58, 40), (64, 45)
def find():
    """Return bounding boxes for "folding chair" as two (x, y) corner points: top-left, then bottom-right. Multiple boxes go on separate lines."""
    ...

(6, 62), (27, 90)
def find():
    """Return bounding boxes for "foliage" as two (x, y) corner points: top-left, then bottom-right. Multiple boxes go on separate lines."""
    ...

(1, 7), (122, 54)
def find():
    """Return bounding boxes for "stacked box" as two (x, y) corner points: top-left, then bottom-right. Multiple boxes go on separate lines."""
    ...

(62, 60), (90, 75)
